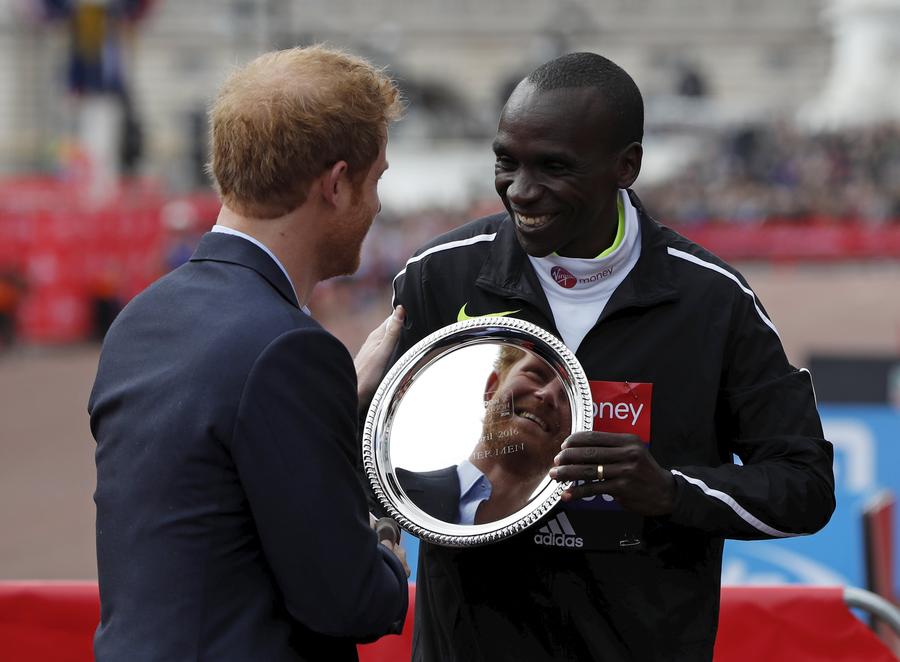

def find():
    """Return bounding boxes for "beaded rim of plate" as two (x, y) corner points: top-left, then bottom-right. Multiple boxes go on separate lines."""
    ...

(362, 317), (592, 547)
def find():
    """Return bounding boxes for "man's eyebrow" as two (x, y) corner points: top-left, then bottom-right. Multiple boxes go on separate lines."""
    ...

(491, 140), (576, 164)
(542, 151), (577, 163)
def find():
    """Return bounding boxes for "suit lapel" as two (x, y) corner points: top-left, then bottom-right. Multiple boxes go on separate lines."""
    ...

(396, 466), (461, 523)
(190, 232), (300, 308)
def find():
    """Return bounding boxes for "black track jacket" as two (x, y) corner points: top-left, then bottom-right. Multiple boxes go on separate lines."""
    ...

(389, 191), (835, 662)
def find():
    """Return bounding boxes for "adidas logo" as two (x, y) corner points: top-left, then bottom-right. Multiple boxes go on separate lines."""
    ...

(533, 512), (583, 548)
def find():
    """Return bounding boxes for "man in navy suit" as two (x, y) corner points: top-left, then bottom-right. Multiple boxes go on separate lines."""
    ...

(89, 46), (409, 661)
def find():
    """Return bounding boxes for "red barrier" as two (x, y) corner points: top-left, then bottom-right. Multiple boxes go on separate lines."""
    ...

(714, 586), (897, 661)
(675, 222), (900, 261)
(3, 582), (899, 661)
(0, 582), (98, 662)
(0, 581), (414, 662)
(357, 583), (416, 662)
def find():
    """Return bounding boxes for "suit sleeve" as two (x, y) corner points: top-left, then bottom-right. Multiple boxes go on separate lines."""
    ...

(231, 327), (407, 640)
(667, 287), (835, 540)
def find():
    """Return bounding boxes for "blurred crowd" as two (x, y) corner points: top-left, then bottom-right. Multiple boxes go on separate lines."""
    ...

(639, 123), (900, 226)
(1, 121), (898, 350)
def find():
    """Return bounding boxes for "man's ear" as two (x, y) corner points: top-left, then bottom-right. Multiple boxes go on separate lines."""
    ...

(321, 160), (350, 207)
(484, 371), (500, 404)
(616, 143), (643, 189)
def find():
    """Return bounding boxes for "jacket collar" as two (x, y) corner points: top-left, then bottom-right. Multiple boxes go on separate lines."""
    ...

(476, 217), (549, 305)
(475, 190), (679, 320)
(189, 232), (300, 308)
(601, 190), (680, 321)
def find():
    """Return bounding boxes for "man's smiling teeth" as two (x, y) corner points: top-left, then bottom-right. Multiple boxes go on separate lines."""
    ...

(517, 410), (548, 431)
(515, 212), (551, 228)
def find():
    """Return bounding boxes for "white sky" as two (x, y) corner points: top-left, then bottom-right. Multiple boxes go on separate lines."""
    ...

(390, 344), (499, 471)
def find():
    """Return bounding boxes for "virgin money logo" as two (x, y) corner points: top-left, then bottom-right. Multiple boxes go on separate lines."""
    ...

(589, 381), (653, 442)
(551, 266), (576, 289)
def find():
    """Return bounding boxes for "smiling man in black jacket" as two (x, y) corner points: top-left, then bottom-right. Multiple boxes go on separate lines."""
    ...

(390, 52), (835, 661)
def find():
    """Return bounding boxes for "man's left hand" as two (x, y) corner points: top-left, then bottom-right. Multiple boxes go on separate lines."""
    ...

(549, 431), (676, 517)
(354, 306), (405, 408)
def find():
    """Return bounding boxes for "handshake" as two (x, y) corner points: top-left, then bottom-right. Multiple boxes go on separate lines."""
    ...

(370, 514), (410, 577)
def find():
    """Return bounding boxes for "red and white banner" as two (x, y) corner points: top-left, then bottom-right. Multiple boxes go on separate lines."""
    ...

(589, 380), (652, 442)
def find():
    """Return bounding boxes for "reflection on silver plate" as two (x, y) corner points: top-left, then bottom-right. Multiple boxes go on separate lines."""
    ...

(363, 317), (592, 547)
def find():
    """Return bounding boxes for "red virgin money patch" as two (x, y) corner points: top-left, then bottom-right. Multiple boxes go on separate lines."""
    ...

(589, 381), (652, 442)
(551, 266), (576, 289)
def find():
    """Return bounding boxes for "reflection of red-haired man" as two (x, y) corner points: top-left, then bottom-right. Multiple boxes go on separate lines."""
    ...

(396, 347), (570, 526)
(462, 348), (570, 524)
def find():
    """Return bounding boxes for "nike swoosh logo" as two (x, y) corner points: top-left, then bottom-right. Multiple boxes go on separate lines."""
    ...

(457, 303), (521, 322)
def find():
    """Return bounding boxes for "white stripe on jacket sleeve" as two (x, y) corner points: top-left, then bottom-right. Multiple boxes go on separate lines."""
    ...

(667, 247), (780, 339)
(391, 233), (497, 307)
(671, 469), (800, 538)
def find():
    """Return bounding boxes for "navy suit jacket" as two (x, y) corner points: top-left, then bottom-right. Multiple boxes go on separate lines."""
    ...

(89, 232), (407, 661)
(395, 466), (460, 523)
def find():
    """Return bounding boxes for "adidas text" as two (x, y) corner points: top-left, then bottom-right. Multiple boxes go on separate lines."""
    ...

(533, 532), (584, 548)
(533, 513), (583, 548)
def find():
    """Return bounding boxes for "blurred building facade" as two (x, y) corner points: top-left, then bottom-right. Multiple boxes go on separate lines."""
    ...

(0, 0), (838, 190)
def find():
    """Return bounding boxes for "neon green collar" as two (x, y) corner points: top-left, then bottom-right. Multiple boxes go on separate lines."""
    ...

(595, 195), (625, 259)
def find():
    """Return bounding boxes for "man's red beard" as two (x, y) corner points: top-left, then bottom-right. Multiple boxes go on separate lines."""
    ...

(319, 185), (376, 280)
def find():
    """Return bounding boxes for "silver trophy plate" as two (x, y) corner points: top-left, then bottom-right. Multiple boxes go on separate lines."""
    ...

(363, 317), (592, 547)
